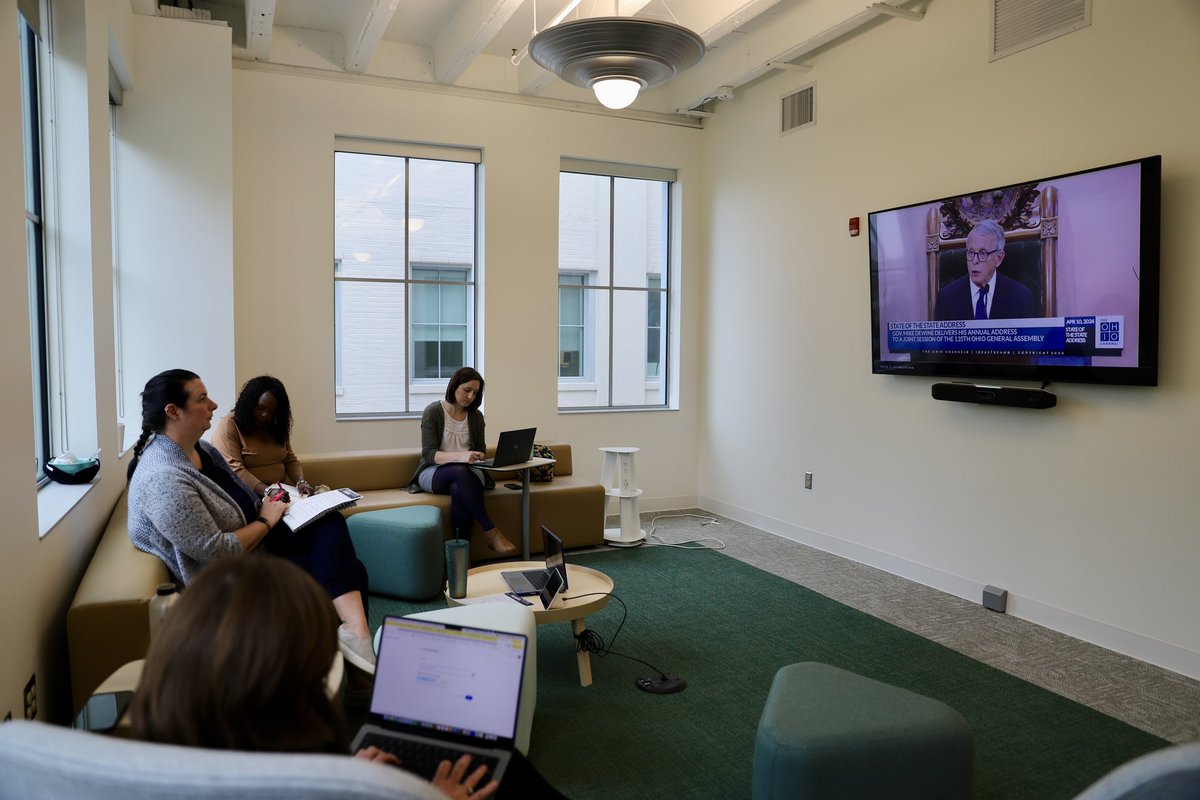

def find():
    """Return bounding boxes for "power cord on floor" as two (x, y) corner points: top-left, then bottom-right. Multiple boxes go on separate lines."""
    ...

(566, 592), (687, 693)
(644, 513), (725, 550)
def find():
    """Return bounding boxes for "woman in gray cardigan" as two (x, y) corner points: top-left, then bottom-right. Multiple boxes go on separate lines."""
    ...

(126, 369), (376, 674)
(408, 367), (517, 555)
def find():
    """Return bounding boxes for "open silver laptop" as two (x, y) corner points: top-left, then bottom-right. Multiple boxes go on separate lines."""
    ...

(351, 617), (528, 785)
(501, 526), (568, 596)
(473, 427), (537, 469)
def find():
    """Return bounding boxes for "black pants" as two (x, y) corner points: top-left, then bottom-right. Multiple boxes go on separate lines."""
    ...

(498, 749), (569, 799)
(264, 512), (370, 618)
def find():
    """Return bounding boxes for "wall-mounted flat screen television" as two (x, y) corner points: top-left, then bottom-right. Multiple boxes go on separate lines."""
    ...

(868, 155), (1160, 386)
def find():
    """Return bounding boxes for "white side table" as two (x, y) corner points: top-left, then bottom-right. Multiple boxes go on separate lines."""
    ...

(600, 446), (646, 547)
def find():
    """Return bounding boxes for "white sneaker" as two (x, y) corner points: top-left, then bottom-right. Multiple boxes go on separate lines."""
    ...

(337, 625), (377, 675)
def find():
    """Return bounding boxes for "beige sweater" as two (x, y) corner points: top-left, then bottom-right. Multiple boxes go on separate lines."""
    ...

(210, 412), (303, 495)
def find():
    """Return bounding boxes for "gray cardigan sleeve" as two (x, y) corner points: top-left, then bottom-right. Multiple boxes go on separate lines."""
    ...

(127, 436), (246, 583)
(137, 468), (244, 564)
(419, 402), (445, 465)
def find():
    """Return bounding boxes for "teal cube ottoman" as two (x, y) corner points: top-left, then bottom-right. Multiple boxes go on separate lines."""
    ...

(346, 506), (444, 601)
(753, 662), (973, 800)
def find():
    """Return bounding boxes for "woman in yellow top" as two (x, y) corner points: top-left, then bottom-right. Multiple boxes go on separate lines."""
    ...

(212, 375), (314, 499)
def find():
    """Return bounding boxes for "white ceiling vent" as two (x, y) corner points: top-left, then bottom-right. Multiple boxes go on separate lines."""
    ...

(781, 85), (815, 136)
(990, 0), (1091, 61)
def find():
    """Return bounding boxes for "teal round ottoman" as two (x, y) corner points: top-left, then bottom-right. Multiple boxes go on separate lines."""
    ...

(346, 506), (443, 601)
(753, 662), (973, 800)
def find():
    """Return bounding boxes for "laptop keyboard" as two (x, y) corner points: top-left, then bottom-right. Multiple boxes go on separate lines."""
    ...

(521, 570), (549, 590)
(359, 733), (500, 782)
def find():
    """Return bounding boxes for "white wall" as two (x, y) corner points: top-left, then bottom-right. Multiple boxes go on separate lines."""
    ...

(699, 0), (1200, 677)
(231, 68), (704, 508)
(0, 4), (235, 721)
(114, 14), (235, 446)
(0, 0), (135, 723)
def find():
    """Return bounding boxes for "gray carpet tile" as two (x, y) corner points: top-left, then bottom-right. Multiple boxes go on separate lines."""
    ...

(592, 509), (1200, 744)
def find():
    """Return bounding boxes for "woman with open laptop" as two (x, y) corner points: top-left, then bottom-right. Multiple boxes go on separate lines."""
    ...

(408, 367), (518, 556)
(126, 369), (377, 675)
(131, 556), (566, 799)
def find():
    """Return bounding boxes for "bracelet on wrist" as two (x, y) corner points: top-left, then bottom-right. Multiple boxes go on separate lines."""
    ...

(256, 515), (271, 532)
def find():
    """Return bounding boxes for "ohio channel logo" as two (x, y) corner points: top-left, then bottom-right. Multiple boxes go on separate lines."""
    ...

(1099, 320), (1121, 343)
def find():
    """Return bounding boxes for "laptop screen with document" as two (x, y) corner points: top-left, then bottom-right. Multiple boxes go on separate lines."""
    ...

(370, 618), (526, 743)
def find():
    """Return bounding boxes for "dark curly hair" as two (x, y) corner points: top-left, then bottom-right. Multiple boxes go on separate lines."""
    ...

(233, 375), (292, 446)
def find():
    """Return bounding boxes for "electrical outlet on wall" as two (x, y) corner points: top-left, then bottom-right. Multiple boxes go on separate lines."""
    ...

(804, 472), (813, 490)
(23, 674), (36, 720)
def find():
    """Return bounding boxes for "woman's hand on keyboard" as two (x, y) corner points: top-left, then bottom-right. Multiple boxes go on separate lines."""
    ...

(353, 748), (497, 798)
(433, 754), (499, 799)
(353, 746), (401, 766)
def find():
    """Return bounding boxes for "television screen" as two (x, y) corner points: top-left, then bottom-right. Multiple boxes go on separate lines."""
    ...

(869, 156), (1160, 386)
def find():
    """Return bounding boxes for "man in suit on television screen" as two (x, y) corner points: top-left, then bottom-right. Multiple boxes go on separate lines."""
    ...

(934, 219), (1036, 321)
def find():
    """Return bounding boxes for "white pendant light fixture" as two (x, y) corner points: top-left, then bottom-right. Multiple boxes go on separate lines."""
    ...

(529, 16), (705, 110)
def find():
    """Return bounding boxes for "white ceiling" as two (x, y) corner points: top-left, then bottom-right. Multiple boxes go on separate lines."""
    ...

(154, 0), (926, 117)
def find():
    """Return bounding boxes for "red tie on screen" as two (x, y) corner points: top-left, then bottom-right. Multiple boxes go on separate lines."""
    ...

(975, 284), (989, 320)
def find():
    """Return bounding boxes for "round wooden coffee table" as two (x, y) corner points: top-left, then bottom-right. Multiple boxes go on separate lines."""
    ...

(450, 562), (613, 686)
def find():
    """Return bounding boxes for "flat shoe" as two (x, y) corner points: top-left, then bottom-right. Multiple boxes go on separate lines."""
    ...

(337, 625), (377, 675)
(487, 533), (518, 555)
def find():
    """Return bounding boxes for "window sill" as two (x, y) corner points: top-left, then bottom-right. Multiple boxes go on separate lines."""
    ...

(37, 476), (101, 539)
(558, 405), (675, 414)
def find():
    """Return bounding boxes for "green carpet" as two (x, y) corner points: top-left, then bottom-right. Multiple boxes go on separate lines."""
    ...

(369, 546), (1167, 799)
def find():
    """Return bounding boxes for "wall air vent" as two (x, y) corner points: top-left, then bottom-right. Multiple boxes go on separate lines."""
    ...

(781, 85), (814, 135)
(991, 0), (1091, 61)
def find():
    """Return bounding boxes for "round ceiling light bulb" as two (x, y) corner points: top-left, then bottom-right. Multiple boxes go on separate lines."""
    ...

(592, 77), (641, 109)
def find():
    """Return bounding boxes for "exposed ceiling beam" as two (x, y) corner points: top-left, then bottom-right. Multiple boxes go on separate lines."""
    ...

(434, 0), (525, 85)
(245, 0), (275, 62)
(344, 0), (401, 74)
(869, 2), (925, 22)
(689, 0), (785, 44)
(766, 60), (812, 71)
(669, 0), (920, 112)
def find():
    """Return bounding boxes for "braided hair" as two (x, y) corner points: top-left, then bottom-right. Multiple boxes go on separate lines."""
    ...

(232, 375), (292, 446)
(127, 369), (199, 481)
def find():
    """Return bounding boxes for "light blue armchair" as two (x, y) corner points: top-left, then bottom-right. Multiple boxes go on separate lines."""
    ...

(1072, 742), (1200, 800)
(0, 719), (446, 800)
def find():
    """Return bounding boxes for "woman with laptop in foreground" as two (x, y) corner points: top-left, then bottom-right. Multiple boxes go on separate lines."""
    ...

(132, 556), (564, 799)
(408, 367), (518, 556)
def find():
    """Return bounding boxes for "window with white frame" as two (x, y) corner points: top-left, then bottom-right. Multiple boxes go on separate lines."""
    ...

(411, 265), (469, 380)
(558, 272), (588, 379)
(557, 160), (672, 409)
(333, 140), (479, 416)
(110, 83), (126, 450)
(646, 274), (662, 378)
(20, 6), (51, 481)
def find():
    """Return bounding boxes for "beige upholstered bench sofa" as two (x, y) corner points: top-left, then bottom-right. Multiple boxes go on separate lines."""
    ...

(300, 442), (604, 560)
(66, 442), (603, 714)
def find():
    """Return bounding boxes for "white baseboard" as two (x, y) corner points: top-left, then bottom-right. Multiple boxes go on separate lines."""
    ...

(697, 495), (1200, 681)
